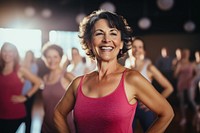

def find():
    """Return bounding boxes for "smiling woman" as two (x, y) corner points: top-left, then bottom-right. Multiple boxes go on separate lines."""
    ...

(41, 44), (75, 133)
(0, 42), (41, 133)
(53, 9), (174, 133)
(91, 19), (123, 61)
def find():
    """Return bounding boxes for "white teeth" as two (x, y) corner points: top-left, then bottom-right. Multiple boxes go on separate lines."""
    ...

(101, 46), (113, 50)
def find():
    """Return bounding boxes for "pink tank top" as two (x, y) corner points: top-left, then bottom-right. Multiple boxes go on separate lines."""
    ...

(0, 70), (26, 119)
(177, 63), (194, 91)
(74, 70), (137, 133)
(42, 73), (76, 133)
(42, 77), (65, 133)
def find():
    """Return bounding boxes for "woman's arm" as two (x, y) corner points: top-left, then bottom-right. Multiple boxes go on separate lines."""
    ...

(173, 62), (181, 78)
(126, 70), (174, 133)
(149, 64), (174, 98)
(11, 67), (42, 103)
(64, 71), (75, 82)
(20, 67), (42, 97)
(54, 77), (80, 133)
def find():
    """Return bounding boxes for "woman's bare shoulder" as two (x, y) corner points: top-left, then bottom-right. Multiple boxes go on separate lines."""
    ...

(124, 68), (145, 100)
(125, 68), (142, 81)
(71, 75), (83, 86)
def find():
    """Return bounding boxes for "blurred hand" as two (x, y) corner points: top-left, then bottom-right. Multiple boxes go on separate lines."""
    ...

(11, 95), (26, 103)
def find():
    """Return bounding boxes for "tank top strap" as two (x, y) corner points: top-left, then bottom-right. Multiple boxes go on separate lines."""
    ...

(59, 70), (72, 81)
(143, 60), (151, 70)
(122, 69), (127, 80)
(119, 69), (127, 89)
(77, 76), (85, 93)
(59, 70), (66, 80)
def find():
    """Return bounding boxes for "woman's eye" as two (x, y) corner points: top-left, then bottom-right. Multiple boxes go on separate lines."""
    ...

(95, 32), (103, 36)
(110, 33), (117, 36)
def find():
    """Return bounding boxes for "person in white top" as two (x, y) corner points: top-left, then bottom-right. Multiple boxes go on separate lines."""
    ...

(67, 47), (87, 77)
(125, 37), (174, 132)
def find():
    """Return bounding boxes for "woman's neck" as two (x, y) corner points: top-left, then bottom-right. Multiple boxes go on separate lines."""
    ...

(97, 60), (122, 80)
(135, 57), (144, 66)
(3, 62), (15, 74)
(49, 67), (62, 75)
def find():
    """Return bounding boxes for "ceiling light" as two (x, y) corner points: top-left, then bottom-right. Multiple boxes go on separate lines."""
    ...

(138, 17), (151, 30)
(100, 2), (116, 12)
(157, 0), (174, 11)
(76, 13), (86, 24)
(24, 6), (35, 17)
(41, 8), (52, 18)
(184, 20), (196, 32)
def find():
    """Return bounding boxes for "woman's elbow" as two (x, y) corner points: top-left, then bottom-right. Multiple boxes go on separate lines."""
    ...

(165, 104), (174, 122)
(168, 85), (174, 95)
(164, 84), (174, 98)
(54, 108), (60, 123)
(169, 107), (174, 120)
(54, 105), (65, 124)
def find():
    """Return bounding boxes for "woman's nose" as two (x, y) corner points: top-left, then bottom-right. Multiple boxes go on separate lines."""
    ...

(102, 34), (111, 42)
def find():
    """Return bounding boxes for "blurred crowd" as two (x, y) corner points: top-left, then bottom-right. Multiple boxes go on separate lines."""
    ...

(0, 39), (199, 133)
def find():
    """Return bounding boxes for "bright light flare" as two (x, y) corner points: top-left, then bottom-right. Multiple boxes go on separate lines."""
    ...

(0, 28), (42, 58)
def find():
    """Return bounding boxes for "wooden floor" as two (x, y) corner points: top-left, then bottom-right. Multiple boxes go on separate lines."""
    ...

(17, 89), (200, 133)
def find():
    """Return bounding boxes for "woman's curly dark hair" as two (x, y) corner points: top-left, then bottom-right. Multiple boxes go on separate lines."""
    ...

(78, 9), (133, 60)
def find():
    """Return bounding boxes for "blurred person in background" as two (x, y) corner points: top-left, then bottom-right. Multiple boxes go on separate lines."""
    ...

(174, 48), (196, 126)
(191, 51), (200, 122)
(36, 41), (51, 79)
(21, 50), (39, 133)
(67, 47), (87, 77)
(191, 50), (200, 132)
(172, 48), (182, 70)
(84, 56), (97, 74)
(125, 37), (174, 132)
(190, 51), (200, 109)
(41, 44), (75, 133)
(155, 47), (174, 82)
(0, 42), (41, 133)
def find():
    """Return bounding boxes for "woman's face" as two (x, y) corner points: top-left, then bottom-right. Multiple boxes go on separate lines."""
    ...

(1, 44), (16, 64)
(195, 51), (200, 62)
(132, 39), (145, 59)
(181, 49), (190, 59)
(91, 19), (123, 61)
(45, 49), (61, 70)
(71, 48), (80, 61)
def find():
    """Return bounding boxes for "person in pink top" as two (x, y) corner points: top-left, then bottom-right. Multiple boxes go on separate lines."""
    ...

(174, 48), (197, 126)
(0, 42), (41, 133)
(54, 10), (174, 133)
(41, 44), (75, 133)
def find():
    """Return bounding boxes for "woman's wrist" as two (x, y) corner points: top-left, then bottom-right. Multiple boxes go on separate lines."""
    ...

(24, 94), (30, 100)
